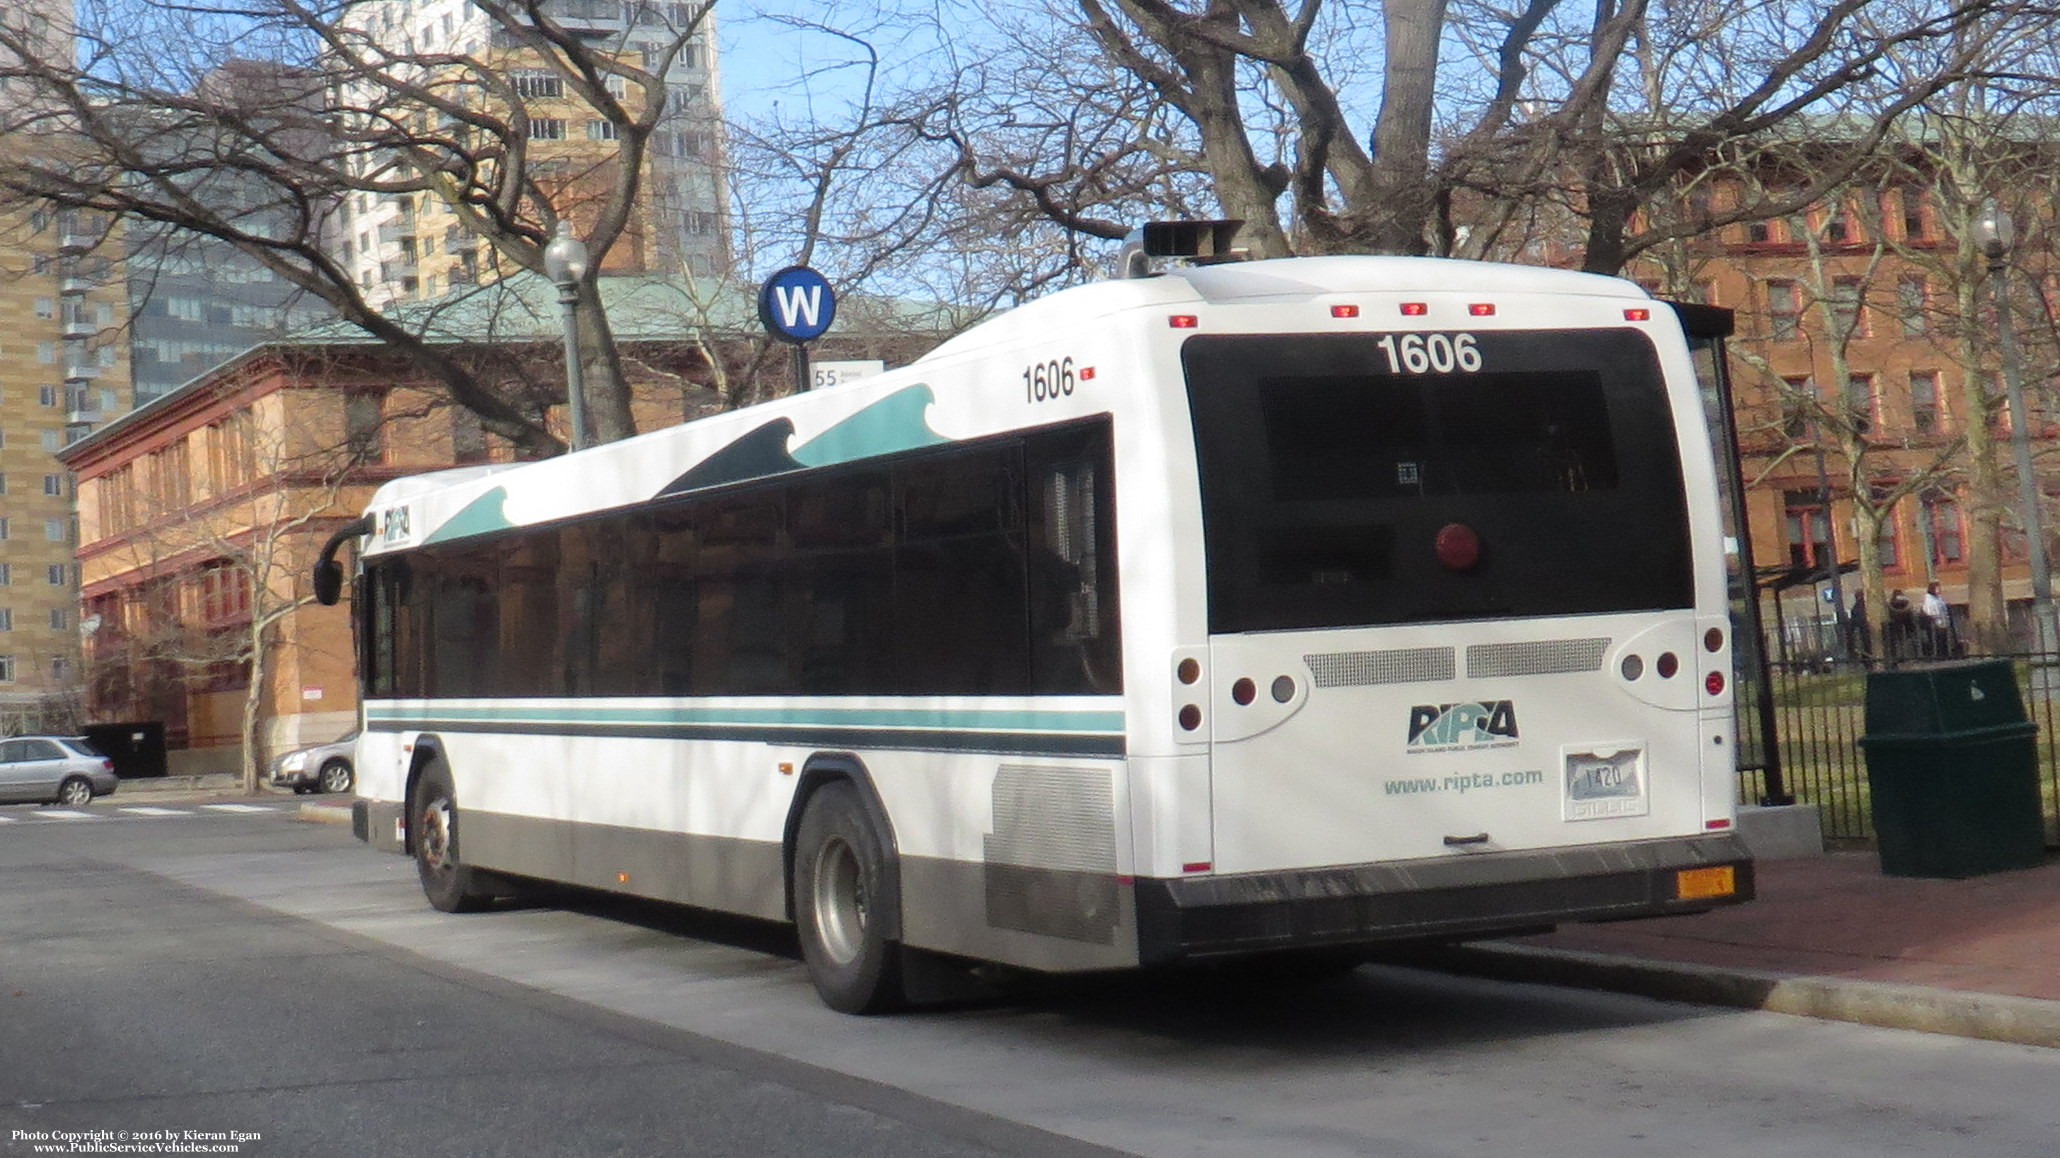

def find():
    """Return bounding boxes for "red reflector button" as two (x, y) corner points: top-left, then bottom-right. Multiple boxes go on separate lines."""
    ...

(1434, 523), (1482, 571)
(1706, 671), (1727, 695)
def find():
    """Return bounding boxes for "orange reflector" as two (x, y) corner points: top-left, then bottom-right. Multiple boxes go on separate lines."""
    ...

(1331, 304), (1360, 318)
(1400, 302), (1428, 316)
(1469, 302), (1496, 316)
(1705, 818), (1733, 830)
(1182, 862), (1212, 874)
(1675, 865), (1736, 900)
(1624, 307), (1652, 321)
(617, 872), (631, 884)
(1169, 314), (1199, 328)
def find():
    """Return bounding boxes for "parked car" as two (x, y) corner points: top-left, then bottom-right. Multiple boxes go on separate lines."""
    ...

(0, 736), (119, 806)
(270, 732), (357, 795)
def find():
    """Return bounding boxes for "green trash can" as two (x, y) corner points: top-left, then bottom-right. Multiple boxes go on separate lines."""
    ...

(1858, 659), (2046, 878)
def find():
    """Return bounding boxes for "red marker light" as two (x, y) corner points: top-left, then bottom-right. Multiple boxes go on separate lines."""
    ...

(1182, 862), (1213, 874)
(1331, 304), (1360, 318)
(1169, 315), (1198, 328)
(1469, 302), (1496, 316)
(1079, 366), (1096, 380)
(1400, 302), (1428, 316)
(1706, 671), (1727, 695)
(1705, 818), (1733, 830)
(1434, 523), (1482, 571)
(1624, 307), (1652, 321)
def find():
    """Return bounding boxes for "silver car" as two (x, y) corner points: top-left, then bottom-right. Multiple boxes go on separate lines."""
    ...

(0, 736), (119, 806)
(270, 732), (356, 795)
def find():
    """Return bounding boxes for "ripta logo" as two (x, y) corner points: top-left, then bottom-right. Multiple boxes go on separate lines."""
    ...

(1407, 700), (1520, 750)
(377, 506), (412, 547)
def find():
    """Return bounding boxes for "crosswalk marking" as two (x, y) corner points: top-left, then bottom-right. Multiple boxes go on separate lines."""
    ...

(2, 801), (294, 823)
(119, 806), (188, 816)
(39, 810), (95, 820)
(201, 803), (272, 814)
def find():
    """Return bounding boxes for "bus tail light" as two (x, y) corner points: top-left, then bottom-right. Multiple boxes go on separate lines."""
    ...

(1706, 670), (1727, 695)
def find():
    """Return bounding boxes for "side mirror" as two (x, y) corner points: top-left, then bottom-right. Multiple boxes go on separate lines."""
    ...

(312, 559), (344, 606)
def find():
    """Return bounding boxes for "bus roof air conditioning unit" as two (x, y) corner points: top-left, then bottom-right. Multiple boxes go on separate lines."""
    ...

(1117, 219), (1247, 278)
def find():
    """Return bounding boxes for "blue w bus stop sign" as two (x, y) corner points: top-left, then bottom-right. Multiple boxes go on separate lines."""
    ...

(758, 266), (837, 344)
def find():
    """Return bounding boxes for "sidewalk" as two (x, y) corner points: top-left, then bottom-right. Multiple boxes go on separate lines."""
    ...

(1421, 850), (2060, 1049)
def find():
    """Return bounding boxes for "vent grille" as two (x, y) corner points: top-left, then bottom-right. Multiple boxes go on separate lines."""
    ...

(985, 764), (1117, 872)
(1466, 638), (1611, 678)
(1305, 647), (1456, 688)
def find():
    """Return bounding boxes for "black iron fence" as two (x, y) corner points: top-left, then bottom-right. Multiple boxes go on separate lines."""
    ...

(1735, 617), (2060, 847)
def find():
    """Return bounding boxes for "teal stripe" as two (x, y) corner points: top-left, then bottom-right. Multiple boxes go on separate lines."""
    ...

(364, 703), (1125, 734)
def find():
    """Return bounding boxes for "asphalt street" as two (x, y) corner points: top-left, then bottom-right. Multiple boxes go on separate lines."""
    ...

(5, 802), (2059, 1158)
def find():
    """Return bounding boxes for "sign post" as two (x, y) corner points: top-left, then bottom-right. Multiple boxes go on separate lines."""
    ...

(757, 265), (837, 393)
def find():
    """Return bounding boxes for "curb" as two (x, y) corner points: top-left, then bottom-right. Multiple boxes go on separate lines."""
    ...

(1412, 943), (2060, 1050)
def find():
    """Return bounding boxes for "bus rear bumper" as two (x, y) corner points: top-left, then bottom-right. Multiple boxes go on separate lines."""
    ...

(1133, 834), (1753, 965)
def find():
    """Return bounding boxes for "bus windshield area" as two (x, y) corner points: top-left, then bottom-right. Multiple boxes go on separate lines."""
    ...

(1183, 328), (1695, 633)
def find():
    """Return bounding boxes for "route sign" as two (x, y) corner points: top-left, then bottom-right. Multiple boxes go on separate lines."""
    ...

(758, 266), (837, 344)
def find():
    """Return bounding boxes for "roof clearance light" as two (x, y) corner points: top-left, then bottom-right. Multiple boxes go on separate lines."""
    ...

(1400, 302), (1428, 316)
(1169, 315), (1199, 329)
(1331, 304), (1360, 319)
(1624, 307), (1652, 321)
(1469, 303), (1496, 316)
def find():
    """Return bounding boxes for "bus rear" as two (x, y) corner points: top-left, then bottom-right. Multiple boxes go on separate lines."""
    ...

(1137, 269), (1751, 961)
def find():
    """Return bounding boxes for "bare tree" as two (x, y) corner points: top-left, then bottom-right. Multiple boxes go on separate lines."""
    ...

(0, 0), (716, 454)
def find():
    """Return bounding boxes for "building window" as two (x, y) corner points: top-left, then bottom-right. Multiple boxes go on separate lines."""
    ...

(0, 564), (8, 585)
(47, 564), (64, 585)
(1897, 277), (1928, 336)
(0, 517), (10, 540)
(1768, 280), (1800, 340)
(1923, 496), (1964, 564)
(346, 392), (385, 460)
(42, 474), (63, 497)
(37, 341), (55, 364)
(49, 607), (67, 631)
(586, 120), (619, 141)
(1901, 188), (1930, 240)
(1783, 489), (1835, 571)
(0, 610), (11, 631)
(45, 517), (67, 542)
(33, 296), (53, 319)
(1782, 375), (1817, 440)
(512, 72), (564, 99)
(38, 385), (56, 407)
(1845, 373), (1875, 434)
(0, 656), (14, 682)
(527, 118), (567, 140)
(1910, 371), (1941, 433)
(1830, 277), (1865, 339)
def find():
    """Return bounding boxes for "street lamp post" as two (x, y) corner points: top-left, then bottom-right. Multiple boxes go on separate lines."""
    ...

(542, 220), (591, 451)
(1976, 199), (2059, 690)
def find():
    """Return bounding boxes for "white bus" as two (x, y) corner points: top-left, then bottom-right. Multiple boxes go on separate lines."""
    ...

(318, 227), (1752, 1013)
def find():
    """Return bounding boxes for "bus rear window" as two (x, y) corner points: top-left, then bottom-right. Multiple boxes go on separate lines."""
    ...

(1185, 329), (1694, 632)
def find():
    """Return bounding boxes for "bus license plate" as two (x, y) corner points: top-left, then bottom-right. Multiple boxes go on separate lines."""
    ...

(1563, 747), (1649, 821)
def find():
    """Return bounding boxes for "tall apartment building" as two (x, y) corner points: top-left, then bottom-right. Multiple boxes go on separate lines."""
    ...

(335, 0), (728, 306)
(0, 1), (134, 726)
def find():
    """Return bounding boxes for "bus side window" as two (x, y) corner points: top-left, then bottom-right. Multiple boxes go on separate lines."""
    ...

(1025, 425), (1121, 694)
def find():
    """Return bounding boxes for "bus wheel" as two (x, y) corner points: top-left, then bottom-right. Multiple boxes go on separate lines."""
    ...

(412, 765), (493, 914)
(794, 781), (904, 1014)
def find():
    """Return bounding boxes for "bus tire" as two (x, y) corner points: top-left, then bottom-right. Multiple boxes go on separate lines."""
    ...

(411, 764), (493, 914)
(793, 781), (904, 1014)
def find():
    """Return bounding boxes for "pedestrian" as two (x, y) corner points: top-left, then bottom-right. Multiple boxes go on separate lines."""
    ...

(1886, 589), (1917, 661)
(1921, 582), (1952, 657)
(1846, 590), (1873, 660)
